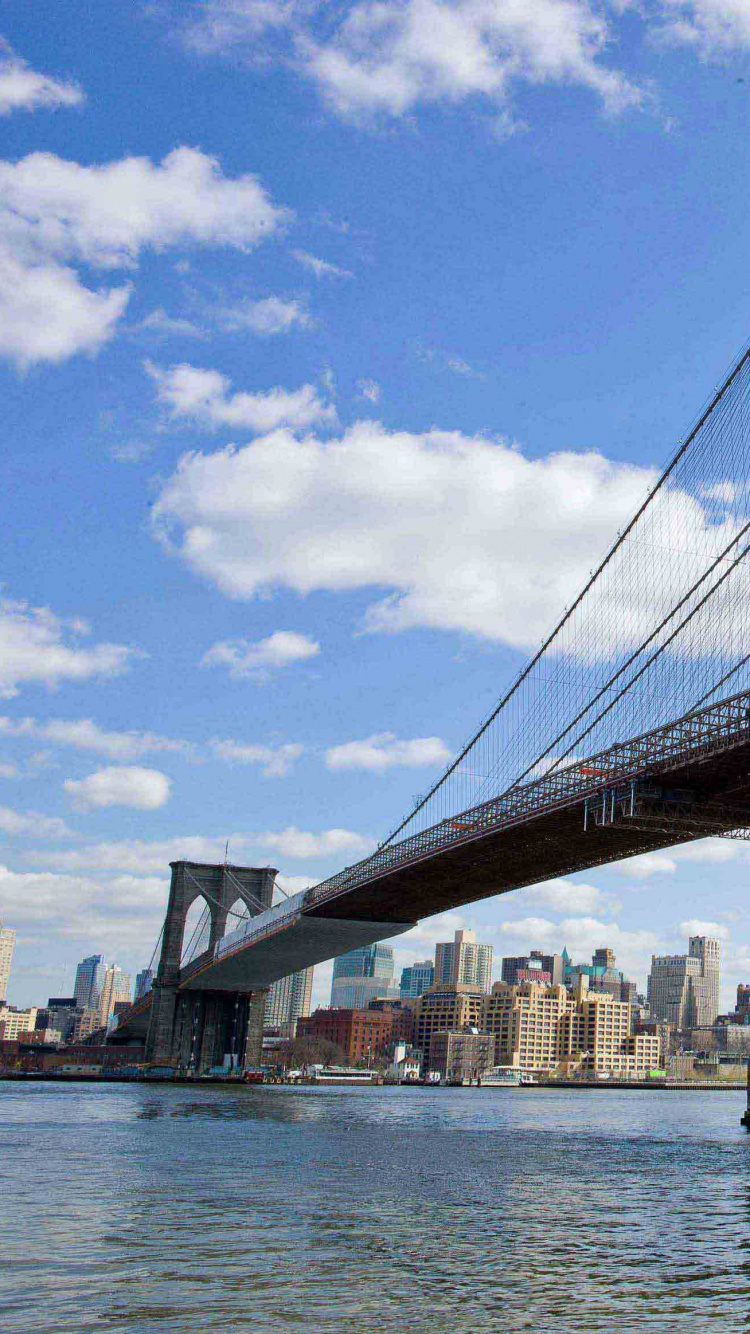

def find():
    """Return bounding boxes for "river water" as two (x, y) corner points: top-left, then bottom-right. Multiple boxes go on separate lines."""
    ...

(1, 1082), (749, 1332)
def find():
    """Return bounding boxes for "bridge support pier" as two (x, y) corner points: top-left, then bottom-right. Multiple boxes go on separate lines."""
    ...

(742, 1060), (750, 1129)
(144, 859), (276, 1070)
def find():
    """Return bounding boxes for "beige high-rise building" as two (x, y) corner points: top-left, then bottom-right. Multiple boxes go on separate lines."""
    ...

(648, 935), (720, 1029)
(435, 930), (492, 992)
(0, 924), (15, 1003)
(413, 985), (484, 1069)
(98, 965), (132, 1027)
(481, 978), (660, 1078)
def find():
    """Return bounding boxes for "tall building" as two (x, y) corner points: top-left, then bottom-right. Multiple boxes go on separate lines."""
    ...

(74, 954), (106, 1011)
(648, 935), (720, 1028)
(135, 969), (154, 1001)
(265, 967), (314, 1030)
(98, 964), (131, 1027)
(0, 924), (15, 1003)
(435, 930), (492, 993)
(330, 943), (396, 1009)
(400, 960), (435, 1000)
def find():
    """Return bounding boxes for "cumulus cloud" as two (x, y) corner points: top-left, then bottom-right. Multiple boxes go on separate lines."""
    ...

(152, 421), (664, 648)
(292, 249), (352, 279)
(0, 805), (74, 839)
(219, 295), (313, 335)
(0, 40), (84, 116)
(611, 851), (678, 879)
(0, 597), (135, 698)
(202, 631), (321, 680)
(146, 361), (336, 432)
(0, 249), (130, 366)
(210, 739), (304, 776)
(0, 863), (169, 956)
(0, 147), (287, 366)
(184, 0), (645, 123)
(63, 766), (172, 812)
(500, 913), (660, 988)
(518, 878), (611, 914)
(679, 918), (730, 940)
(26, 826), (372, 872)
(255, 826), (373, 858)
(325, 732), (451, 772)
(0, 716), (193, 762)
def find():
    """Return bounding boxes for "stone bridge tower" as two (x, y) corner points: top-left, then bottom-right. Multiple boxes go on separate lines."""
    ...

(145, 860), (277, 1069)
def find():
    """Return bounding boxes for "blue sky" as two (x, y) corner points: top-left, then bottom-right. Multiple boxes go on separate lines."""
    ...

(3, 0), (750, 1010)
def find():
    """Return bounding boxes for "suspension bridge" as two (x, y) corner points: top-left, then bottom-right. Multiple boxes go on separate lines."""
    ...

(113, 336), (750, 1070)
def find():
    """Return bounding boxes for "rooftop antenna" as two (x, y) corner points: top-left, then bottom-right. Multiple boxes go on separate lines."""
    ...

(224, 839), (230, 866)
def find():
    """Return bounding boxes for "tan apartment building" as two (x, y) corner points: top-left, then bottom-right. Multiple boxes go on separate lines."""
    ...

(413, 985), (484, 1070)
(0, 1005), (38, 1039)
(481, 978), (660, 1078)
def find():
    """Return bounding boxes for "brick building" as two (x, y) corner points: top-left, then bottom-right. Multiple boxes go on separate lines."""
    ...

(297, 1008), (395, 1063)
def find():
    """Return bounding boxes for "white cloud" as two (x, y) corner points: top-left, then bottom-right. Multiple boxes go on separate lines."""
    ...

(674, 839), (746, 865)
(655, 0), (750, 54)
(152, 420), (664, 647)
(255, 826), (373, 858)
(26, 827), (371, 873)
(219, 295), (313, 335)
(356, 378), (381, 403)
(303, 0), (645, 121)
(0, 597), (136, 698)
(0, 40), (84, 116)
(500, 913), (660, 988)
(0, 147), (287, 366)
(679, 918), (730, 941)
(292, 249), (352, 279)
(518, 878), (610, 914)
(146, 361), (336, 432)
(186, 0), (645, 122)
(0, 716), (193, 762)
(611, 851), (678, 879)
(63, 766), (172, 812)
(202, 631), (321, 680)
(0, 864), (168, 954)
(325, 731), (451, 772)
(0, 806), (74, 839)
(0, 763), (20, 779)
(0, 249), (131, 367)
(210, 739), (303, 776)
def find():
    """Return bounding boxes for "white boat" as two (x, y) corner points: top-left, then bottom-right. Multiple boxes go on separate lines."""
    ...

(479, 1066), (523, 1087)
(306, 1066), (377, 1085)
(479, 1067), (538, 1087)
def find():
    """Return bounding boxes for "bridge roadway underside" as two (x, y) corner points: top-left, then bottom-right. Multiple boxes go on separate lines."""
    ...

(304, 738), (750, 926)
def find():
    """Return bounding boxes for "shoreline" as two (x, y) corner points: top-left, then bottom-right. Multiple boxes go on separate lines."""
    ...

(0, 1073), (746, 1090)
